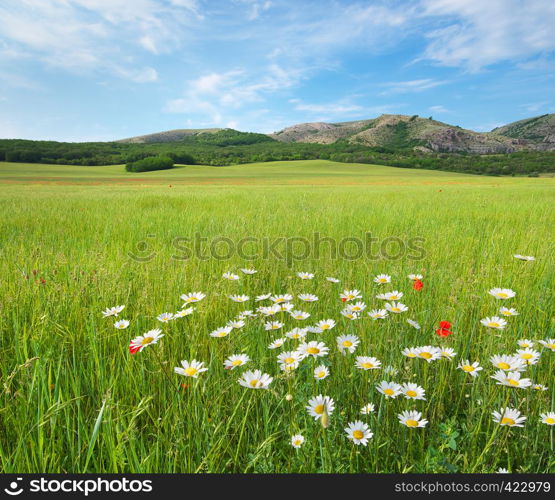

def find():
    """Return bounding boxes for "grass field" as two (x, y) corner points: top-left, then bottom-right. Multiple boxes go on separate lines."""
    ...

(0, 160), (553, 473)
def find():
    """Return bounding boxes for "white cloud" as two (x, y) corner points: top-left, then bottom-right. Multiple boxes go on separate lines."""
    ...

(380, 79), (448, 95)
(420, 0), (555, 71)
(429, 105), (448, 113)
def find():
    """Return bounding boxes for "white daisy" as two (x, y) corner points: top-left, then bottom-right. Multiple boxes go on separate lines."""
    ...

(174, 307), (194, 318)
(513, 254), (535, 261)
(355, 356), (382, 370)
(376, 291), (403, 301)
(268, 338), (287, 349)
(540, 412), (555, 426)
(229, 294), (250, 303)
(398, 410), (428, 428)
(341, 309), (360, 320)
(114, 319), (130, 329)
(222, 272), (240, 281)
(340, 289), (362, 302)
(407, 319), (421, 329)
(271, 294), (294, 304)
(297, 272), (314, 280)
(238, 370), (273, 389)
(224, 354), (250, 370)
(400, 383), (426, 400)
(102, 305), (125, 318)
(457, 359), (483, 377)
(298, 341), (329, 358)
(314, 319), (336, 332)
(285, 327), (308, 340)
(180, 292), (205, 304)
(290, 310), (310, 321)
(360, 403), (375, 415)
(255, 293), (272, 302)
(439, 347), (457, 359)
(373, 274), (391, 285)
(298, 293), (319, 302)
(376, 380), (402, 399)
(515, 348), (541, 365)
(306, 395), (335, 420)
(490, 354), (525, 372)
(336, 334), (360, 354)
(314, 365), (330, 380)
(240, 268), (257, 274)
(480, 316), (508, 330)
(129, 329), (163, 353)
(492, 407), (526, 427)
(408, 274), (423, 281)
(488, 288), (516, 300)
(345, 421), (373, 446)
(291, 434), (305, 448)
(385, 301), (408, 314)
(277, 351), (302, 371)
(264, 320), (284, 331)
(491, 370), (532, 389)
(539, 339), (555, 351)
(499, 307), (519, 317)
(368, 309), (388, 320)
(209, 326), (233, 338)
(326, 277), (340, 283)
(415, 346), (441, 362)
(174, 359), (208, 378)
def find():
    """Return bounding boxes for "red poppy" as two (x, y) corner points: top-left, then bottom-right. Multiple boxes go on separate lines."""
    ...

(129, 343), (141, 355)
(413, 279), (423, 291)
(436, 321), (453, 337)
(341, 297), (347, 302)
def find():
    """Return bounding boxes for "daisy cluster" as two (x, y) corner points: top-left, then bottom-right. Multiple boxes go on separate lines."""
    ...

(101, 258), (553, 449)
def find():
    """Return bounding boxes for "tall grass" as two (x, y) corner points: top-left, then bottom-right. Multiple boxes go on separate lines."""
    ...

(0, 161), (553, 473)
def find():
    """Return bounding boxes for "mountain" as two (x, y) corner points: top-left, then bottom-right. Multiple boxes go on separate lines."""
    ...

(115, 113), (555, 153)
(271, 114), (533, 154)
(491, 114), (555, 149)
(117, 128), (222, 144)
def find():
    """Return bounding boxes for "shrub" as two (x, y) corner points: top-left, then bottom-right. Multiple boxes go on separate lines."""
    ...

(126, 155), (174, 172)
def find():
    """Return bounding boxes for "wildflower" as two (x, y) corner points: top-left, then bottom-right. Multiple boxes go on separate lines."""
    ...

(515, 348), (541, 365)
(298, 293), (318, 302)
(355, 356), (381, 370)
(346, 301), (366, 313)
(224, 354), (250, 370)
(227, 319), (245, 329)
(238, 370), (273, 389)
(326, 277), (340, 283)
(174, 307), (194, 318)
(314, 365), (330, 380)
(360, 403), (375, 415)
(297, 272), (314, 280)
(413, 279), (423, 291)
(385, 302), (408, 314)
(376, 381), (402, 398)
(497, 468), (509, 473)
(286, 327), (308, 340)
(407, 319), (421, 329)
(416, 346), (441, 362)
(240, 268), (257, 274)
(210, 326), (233, 338)
(291, 310), (310, 320)
(345, 421), (373, 445)
(314, 319), (336, 332)
(499, 307), (519, 317)
(341, 309), (360, 320)
(278, 351), (302, 371)
(384, 365), (399, 376)
(174, 359), (208, 378)
(265, 320), (284, 331)
(129, 329), (163, 354)
(368, 309), (388, 320)
(180, 292), (206, 304)
(513, 254), (535, 261)
(298, 341), (329, 358)
(540, 412), (555, 425)
(488, 288), (516, 300)
(439, 347), (457, 359)
(402, 347), (419, 359)
(517, 339), (534, 348)
(490, 354), (525, 372)
(157, 312), (174, 323)
(236, 309), (256, 319)
(291, 434), (305, 448)
(533, 384), (548, 391)
(491, 370), (532, 388)
(340, 289), (362, 302)
(398, 410), (428, 428)
(268, 338), (287, 349)
(102, 305), (125, 318)
(480, 316), (507, 330)
(306, 395), (335, 420)
(435, 320), (453, 337)
(271, 294), (293, 304)
(539, 339), (555, 351)
(222, 272), (240, 281)
(376, 291), (403, 301)
(229, 294), (250, 303)
(255, 293), (272, 302)
(408, 274), (423, 281)
(400, 383), (426, 400)
(457, 359), (483, 377)
(492, 407), (526, 427)
(374, 274), (391, 285)
(258, 304), (281, 316)
(336, 334), (360, 354)
(114, 319), (130, 329)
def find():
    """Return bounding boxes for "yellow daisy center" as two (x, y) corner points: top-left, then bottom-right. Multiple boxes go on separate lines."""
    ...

(141, 336), (154, 345)
(407, 353), (417, 358)
(184, 367), (198, 376)
(361, 362), (374, 369)
(508, 379), (519, 386)
(406, 390), (418, 398)
(285, 357), (295, 364)
(496, 292), (508, 298)
(545, 417), (555, 424)
(489, 322), (500, 327)
(232, 359), (243, 366)
(314, 404), (325, 414)
(294, 440), (302, 446)
(353, 430), (364, 439)
(420, 352), (432, 359)
(501, 417), (515, 426)
(390, 295), (398, 300)
(521, 353), (533, 360)
(391, 307), (400, 312)
(406, 419), (418, 427)
(498, 362), (510, 370)
(384, 388), (394, 396)
(249, 379), (259, 387)
(343, 341), (353, 347)
(462, 365), (475, 372)
(307, 347), (320, 354)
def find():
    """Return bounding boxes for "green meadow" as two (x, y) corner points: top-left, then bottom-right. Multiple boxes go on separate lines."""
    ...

(0, 160), (553, 473)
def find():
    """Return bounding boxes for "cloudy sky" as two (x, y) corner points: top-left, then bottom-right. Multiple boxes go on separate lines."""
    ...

(1, 0), (555, 141)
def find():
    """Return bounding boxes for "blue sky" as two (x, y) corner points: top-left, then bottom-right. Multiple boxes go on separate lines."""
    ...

(1, 0), (554, 141)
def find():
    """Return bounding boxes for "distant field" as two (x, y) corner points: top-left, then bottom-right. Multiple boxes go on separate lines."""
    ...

(0, 160), (553, 473)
